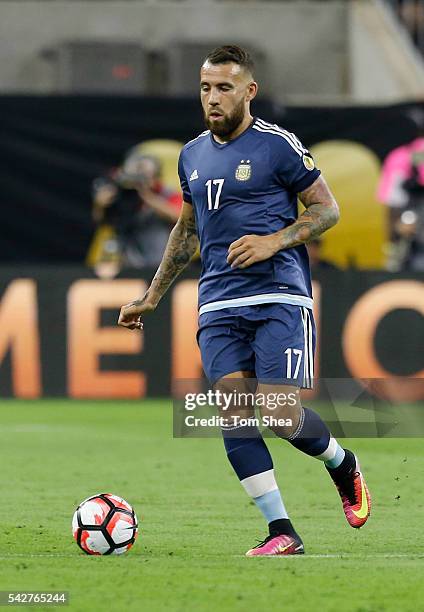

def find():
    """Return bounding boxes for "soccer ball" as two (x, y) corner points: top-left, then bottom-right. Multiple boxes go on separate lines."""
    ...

(72, 493), (138, 555)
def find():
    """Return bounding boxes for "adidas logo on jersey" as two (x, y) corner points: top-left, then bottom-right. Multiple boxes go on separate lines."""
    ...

(189, 169), (199, 181)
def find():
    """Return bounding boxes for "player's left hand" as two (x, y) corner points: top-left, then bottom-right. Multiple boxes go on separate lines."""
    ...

(227, 234), (279, 269)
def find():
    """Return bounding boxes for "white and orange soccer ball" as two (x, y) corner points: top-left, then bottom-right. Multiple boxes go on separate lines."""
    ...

(72, 493), (138, 555)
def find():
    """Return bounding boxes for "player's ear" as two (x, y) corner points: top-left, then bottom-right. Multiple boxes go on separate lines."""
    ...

(246, 81), (258, 102)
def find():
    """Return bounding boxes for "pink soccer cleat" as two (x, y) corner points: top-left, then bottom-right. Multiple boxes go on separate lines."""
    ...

(245, 533), (304, 557)
(327, 450), (371, 529)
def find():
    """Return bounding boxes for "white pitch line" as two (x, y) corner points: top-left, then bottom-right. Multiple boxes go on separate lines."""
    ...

(237, 553), (424, 559)
(298, 554), (424, 559)
(0, 553), (423, 560)
(0, 554), (79, 558)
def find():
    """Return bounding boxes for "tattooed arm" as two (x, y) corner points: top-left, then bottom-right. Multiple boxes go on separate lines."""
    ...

(118, 202), (198, 329)
(227, 176), (339, 269)
(278, 175), (340, 248)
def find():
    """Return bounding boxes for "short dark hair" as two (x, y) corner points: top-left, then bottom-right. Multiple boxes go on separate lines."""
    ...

(203, 45), (255, 77)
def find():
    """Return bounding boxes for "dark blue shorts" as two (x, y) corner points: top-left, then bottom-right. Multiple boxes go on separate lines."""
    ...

(197, 303), (315, 387)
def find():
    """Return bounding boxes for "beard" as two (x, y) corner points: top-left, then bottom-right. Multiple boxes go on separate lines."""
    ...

(204, 98), (245, 138)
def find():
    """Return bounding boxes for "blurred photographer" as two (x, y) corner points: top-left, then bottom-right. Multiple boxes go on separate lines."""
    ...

(92, 149), (182, 270)
(377, 108), (424, 271)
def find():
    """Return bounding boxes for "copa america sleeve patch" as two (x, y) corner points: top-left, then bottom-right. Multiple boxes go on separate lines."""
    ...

(302, 154), (315, 171)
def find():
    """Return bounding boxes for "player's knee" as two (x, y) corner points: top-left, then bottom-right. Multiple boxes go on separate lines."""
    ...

(214, 372), (256, 420)
(258, 391), (302, 439)
(264, 409), (301, 438)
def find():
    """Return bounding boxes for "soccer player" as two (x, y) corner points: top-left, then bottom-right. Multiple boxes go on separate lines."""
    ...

(118, 45), (371, 556)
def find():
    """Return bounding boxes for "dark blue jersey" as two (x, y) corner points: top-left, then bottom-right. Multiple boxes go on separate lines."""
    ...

(178, 117), (320, 314)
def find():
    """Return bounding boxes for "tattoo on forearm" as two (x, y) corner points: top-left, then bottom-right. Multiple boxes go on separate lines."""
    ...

(278, 177), (339, 249)
(148, 213), (198, 301)
(281, 203), (338, 247)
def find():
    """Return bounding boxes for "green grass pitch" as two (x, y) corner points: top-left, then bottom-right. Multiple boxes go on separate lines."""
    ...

(0, 399), (422, 612)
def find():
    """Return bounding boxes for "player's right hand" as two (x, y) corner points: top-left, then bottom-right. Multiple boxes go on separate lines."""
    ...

(118, 298), (156, 330)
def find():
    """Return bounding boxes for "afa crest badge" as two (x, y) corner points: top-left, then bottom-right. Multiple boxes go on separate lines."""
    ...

(235, 160), (252, 181)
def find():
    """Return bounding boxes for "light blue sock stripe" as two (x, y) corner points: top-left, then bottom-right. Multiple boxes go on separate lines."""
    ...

(324, 445), (345, 469)
(253, 489), (288, 522)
